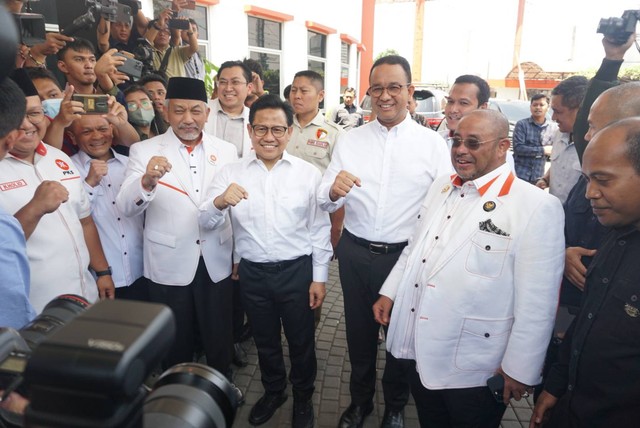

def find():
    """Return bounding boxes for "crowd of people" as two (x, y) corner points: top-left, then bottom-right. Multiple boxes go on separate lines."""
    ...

(1, 1), (640, 428)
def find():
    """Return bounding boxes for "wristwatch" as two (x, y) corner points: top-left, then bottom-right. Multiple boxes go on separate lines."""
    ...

(95, 266), (112, 277)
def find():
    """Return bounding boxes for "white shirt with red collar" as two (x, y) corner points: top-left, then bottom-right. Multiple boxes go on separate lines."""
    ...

(0, 142), (98, 313)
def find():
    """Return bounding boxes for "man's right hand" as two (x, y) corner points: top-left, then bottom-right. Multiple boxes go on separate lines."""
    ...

(329, 170), (361, 202)
(373, 295), (393, 326)
(564, 246), (596, 290)
(142, 156), (171, 191)
(529, 390), (558, 428)
(213, 183), (248, 210)
(54, 85), (84, 126)
(603, 32), (636, 61)
(31, 181), (69, 214)
(86, 160), (109, 188)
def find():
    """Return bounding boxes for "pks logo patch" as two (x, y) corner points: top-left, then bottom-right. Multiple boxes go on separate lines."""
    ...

(316, 128), (328, 140)
(55, 159), (70, 170)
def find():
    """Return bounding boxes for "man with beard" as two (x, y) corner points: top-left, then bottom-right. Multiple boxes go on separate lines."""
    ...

(116, 77), (242, 401)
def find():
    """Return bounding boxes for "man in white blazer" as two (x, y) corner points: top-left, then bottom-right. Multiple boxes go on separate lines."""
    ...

(373, 110), (565, 427)
(116, 77), (238, 387)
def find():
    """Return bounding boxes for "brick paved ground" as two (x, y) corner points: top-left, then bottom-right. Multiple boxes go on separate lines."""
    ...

(230, 260), (534, 428)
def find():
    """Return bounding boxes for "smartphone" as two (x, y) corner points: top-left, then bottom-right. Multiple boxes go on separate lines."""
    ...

(486, 374), (505, 403)
(168, 18), (191, 31)
(114, 52), (143, 78)
(72, 94), (109, 115)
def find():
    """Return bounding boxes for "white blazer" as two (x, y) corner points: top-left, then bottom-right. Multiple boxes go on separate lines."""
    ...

(381, 166), (565, 389)
(116, 128), (238, 285)
(204, 98), (253, 158)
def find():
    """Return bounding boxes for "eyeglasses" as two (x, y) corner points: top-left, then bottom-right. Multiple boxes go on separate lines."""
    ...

(127, 99), (153, 112)
(251, 125), (288, 138)
(447, 136), (505, 151)
(25, 109), (45, 125)
(218, 79), (248, 88)
(367, 84), (410, 97)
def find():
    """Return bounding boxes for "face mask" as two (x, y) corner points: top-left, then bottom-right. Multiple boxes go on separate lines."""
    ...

(42, 98), (62, 118)
(129, 108), (155, 126)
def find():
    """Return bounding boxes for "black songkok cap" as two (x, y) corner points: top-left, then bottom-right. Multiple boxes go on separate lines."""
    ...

(9, 68), (39, 98)
(166, 77), (208, 103)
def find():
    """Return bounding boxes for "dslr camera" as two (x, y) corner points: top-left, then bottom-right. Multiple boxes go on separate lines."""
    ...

(0, 297), (238, 428)
(597, 9), (640, 45)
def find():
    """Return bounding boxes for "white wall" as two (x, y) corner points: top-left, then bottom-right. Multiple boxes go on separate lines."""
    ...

(142, 0), (364, 107)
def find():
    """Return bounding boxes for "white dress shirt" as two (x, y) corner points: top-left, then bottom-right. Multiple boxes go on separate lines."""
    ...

(202, 152), (332, 282)
(71, 149), (144, 288)
(318, 114), (453, 243)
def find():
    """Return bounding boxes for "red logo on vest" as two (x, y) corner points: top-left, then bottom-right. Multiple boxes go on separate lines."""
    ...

(55, 159), (70, 170)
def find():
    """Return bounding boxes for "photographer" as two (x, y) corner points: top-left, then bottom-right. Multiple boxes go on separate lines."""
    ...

(144, 7), (198, 79)
(3, 0), (75, 69)
(96, 0), (149, 54)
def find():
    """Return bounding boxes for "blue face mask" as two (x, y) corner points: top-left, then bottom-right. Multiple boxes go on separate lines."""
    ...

(42, 98), (62, 118)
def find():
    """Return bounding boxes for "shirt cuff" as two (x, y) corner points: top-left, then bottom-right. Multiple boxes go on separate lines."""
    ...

(312, 265), (329, 283)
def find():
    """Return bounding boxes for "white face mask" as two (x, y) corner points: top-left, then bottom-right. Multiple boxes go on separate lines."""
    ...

(42, 98), (62, 118)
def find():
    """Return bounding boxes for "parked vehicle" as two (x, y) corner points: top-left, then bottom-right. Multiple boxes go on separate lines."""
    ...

(359, 85), (447, 129)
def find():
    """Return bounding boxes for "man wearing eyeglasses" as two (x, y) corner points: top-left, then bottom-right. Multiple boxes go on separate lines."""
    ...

(373, 109), (564, 428)
(204, 60), (253, 159)
(319, 55), (451, 428)
(207, 94), (332, 428)
(204, 60), (254, 369)
(0, 69), (115, 313)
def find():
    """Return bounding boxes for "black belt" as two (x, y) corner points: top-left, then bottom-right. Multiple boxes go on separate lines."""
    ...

(243, 255), (308, 274)
(343, 229), (408, 255)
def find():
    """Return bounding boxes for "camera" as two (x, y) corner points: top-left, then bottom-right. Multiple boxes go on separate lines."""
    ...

(0, 298), (238, 428)
(12, 13), (46, 47)
(115, 52), (144, 78)
(62, 0), (132, 37)
(131, 37), (156, 77)
(597, 9), (640, 45)
(0, 295), (90, 394)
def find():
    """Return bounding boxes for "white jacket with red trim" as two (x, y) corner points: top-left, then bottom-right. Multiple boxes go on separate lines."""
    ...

(116, 128), (237, 285)
(380, 165), (565, 389)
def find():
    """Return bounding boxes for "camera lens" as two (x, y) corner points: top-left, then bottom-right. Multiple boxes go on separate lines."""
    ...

(19, 294), (90, 350)
(144, 363), (237, 428)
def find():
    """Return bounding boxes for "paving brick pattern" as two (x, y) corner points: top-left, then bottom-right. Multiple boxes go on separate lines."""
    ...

(230, 260), (533, 428)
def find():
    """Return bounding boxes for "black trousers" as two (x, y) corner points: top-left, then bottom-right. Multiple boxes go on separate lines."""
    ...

(408, 361), (506, 428)
(114, 276), (150, 301)
(147, 257), (233, 377)
(335, 233), (411, 411)
(238, 255), (316, 397)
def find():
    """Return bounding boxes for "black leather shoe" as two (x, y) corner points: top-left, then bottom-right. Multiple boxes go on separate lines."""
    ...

(232, 343), (248, 367)
(338, 402), (373, 428)
(292, 396), (314, 428)
(380, 409), (404, 428)
(249, 392), (287, 425)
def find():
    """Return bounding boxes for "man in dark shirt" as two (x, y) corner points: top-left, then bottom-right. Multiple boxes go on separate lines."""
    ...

(531, 117), (640, 427)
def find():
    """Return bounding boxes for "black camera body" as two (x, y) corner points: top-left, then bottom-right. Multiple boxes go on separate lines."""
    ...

(0, 298), (238, 428)
(597, 9), (640, 45)
(12, 13), (46, 46)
